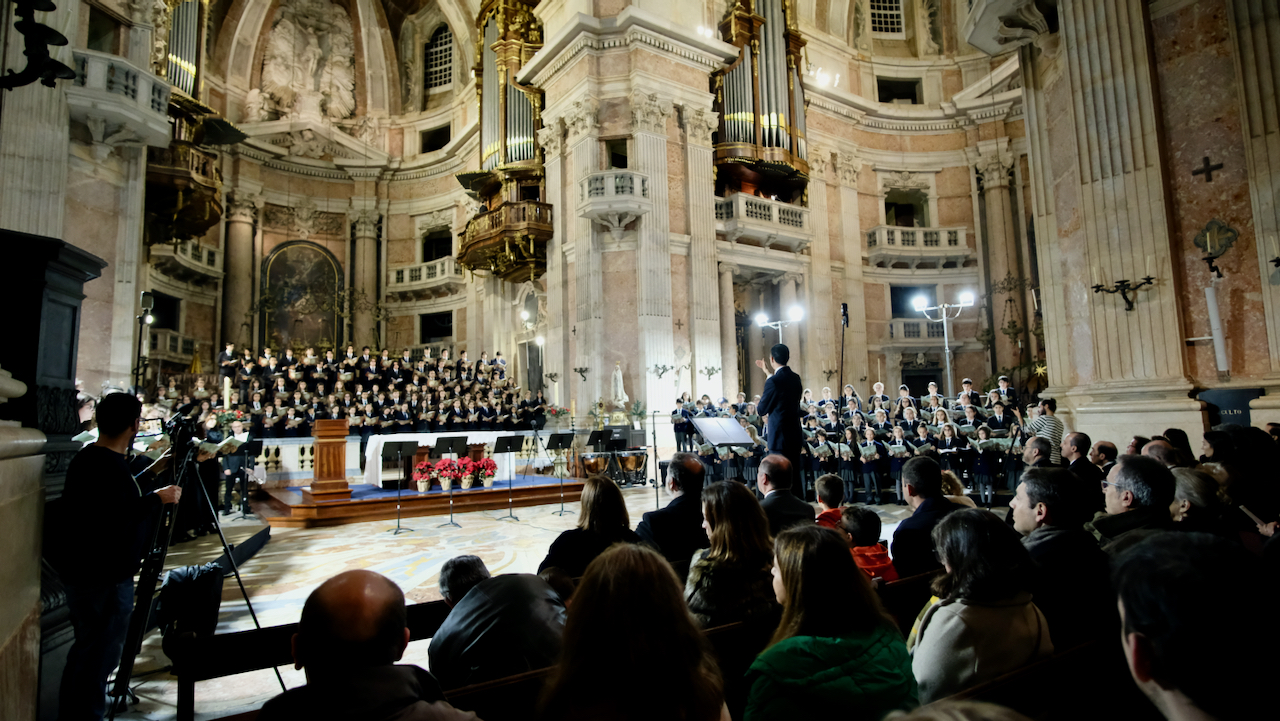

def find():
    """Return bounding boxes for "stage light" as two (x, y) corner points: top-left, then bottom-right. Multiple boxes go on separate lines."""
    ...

(912, 296), (928, 312)
(755, 313), (768, 326)
(143, 313), (154, 325)
(535, 335), (544, 346)
(959, 291), (975, 306)
(788, 306), (804, 322)
(520, 310), (530, 321)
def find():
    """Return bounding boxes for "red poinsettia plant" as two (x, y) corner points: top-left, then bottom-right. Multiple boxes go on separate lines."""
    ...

(214, 409), (248, 431)
(546, 406), (571, 418)
(456, 457), (478, 478)
(411, 460), (436, 484)
(434, 457), (462, 481)
(476, 457), (497, 478)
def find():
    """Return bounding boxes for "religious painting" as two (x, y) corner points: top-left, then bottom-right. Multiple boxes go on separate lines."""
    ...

(260, 241), (344, 352)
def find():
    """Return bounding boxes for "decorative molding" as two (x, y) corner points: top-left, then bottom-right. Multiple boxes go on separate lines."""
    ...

(836, 153), (860, 187)
(537, 119), (564, 158)
(631, 91), (672, 135)
(292, 198), (320, 238)
(808, 145), (830, 178)
(680, 105), (718, 147)
(348, 207), (380, 238)
(880, 170), (931, 190)
(227, 193), (263, 223)
(564, 98), (600, 143)
(414, 209), (453, 236)
(718, 262), (741, 276)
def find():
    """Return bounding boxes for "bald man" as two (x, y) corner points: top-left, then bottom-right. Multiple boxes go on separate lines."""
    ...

(257, 570), (478, 721)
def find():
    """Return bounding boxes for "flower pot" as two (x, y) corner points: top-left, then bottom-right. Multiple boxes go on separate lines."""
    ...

(482, 474), (495, 488)
(416, 479), (431, 492)
(461, 473), (474, 489)
(440, 477), (453, 491)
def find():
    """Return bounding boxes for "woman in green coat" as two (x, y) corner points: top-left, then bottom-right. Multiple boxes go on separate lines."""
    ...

(745, 525), (918, 720)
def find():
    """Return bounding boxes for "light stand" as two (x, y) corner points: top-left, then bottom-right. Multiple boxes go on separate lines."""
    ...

(494, 435), (520, 521)
(914, 293), (975, 399)
(754, 306), (804, 344)
(837, 302), (848, 420)
(132, 291), (155, 394)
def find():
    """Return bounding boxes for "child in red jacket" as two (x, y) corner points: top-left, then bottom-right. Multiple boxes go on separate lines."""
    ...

(838, 504), (898, 582)
(815, 474), (844, 528)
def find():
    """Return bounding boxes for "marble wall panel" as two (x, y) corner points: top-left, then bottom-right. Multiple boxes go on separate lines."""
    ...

(387, 314), (414, 349)
(828, 199), (845, 264)
(601, 250), (640, 403)
(670, 253), (691, 363)
(65, 155), (123, 386)
(184, 299), (215, 346)
(387, 237), (414, 264)
(667, 139), (687, 235)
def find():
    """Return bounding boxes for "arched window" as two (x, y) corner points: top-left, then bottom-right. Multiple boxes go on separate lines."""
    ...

(424, 25), (452, 90)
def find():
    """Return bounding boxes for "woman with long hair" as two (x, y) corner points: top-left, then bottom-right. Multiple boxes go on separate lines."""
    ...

(538, 476), (640, 578)
(745, 525), (916, 720)
(912, 509), (1052, 703)
(538, 544), (728, 721)
(685, 482), (779, 629)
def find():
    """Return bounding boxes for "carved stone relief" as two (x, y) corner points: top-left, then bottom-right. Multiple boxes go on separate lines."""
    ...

(258, 0), (357, 123)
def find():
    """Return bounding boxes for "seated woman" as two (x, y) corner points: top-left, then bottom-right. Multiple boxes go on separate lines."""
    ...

(912, 509), (1052, 703)
(745, 525), (916, 721)
(538, 544), (729, 721)
(685, 481), (779, 629)
(537, 476), (640, 578)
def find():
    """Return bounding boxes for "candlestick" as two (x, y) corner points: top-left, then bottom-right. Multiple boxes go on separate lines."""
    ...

(1146, 255), (1152, 278)
(1091, 263), (1100, 287)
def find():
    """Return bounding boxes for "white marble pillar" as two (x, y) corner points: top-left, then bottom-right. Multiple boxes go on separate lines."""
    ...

(107, 147), (147, 386)
(806, 147), (836, 387)
(718, 263), (740, 397)
(632, 92), (675, 413)
(567, 99), (602, 411)
(975, 145), (1021, 371)
(777, 273), (800, 348)
(222, 194), (260, 349)
(681, 105), (722, 401)
(350, 207), (380, 349)
(538, 119), (566, 405)
(0, 1), (76, 237)
(836, 152), (870, 387)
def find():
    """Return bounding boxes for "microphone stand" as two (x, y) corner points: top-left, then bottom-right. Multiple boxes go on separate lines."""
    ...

(651, 410), (660, 510)
(388, 443), (412, 535)
(437, 440), (461, 529)
(549, 416), (574, 516)
(497, 435), (518, 521)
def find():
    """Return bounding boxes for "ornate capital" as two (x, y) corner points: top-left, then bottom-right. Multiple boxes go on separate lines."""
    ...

(836, 153), (860, 187)
(347, 205), (379, 239)
(537, 119), (564, 158)
(631, 92), (672, 136)
(776, 271), (804, 286)
(680, 105), (718, 147)
(227, 192), (263, 223)
(718, 262), (740, 277)
(564, 98), (599, 143)
(808, 146), (830, 178)
(976, 153), (1013, 188)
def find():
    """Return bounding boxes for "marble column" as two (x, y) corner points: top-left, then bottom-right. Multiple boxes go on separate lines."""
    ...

(718, 263), (740, 397)
(632, 92), (675, 413)
(567, 99), (602, 411)
(537, 120), (566, 405)
(107, 147), (147, 387)
(0, 1), (75, 237)
(806, 147), (836, 388)
(975, 144), (1022, 372)
(350, 208), (380, 349)
(836, 152), (870, 388)
(777, 273), (801, 348)
(681, 105), (722, 401)
(222, 194), (260, 349)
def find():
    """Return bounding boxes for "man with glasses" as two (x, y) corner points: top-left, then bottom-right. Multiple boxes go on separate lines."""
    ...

(1086, 454), (1175, 555)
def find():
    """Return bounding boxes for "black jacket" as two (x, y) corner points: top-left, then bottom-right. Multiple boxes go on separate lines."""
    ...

(257, 664), (474, 721)
(537, 527), (641, 578)
(761, 490), (815, 537)
(57, 444), (163, 584)
(891, 496), (959, 578)
(756, 365), (804, 456)
(635, 492), (710, 569)
(427, 575), (565, 691)
(1022, 524), (1115, 650)
(1068, 457), (1107, 511)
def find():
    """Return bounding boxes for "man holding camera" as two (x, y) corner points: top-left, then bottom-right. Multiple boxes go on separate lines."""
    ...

(56, 393), (182, 721)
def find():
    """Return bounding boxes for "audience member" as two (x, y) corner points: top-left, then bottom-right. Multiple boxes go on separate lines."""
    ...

(1089, 439), (1118, 476)
(940, 470), (977, 508)
(1086, 455), (1176, 554)
(538, 476), (640, 577)
(1168, 468), (1225, 535)
(1112, 532), (1276, 720)
(839, 505), (897, 581)
(912, 509), (1053, 704)
(744, 525), (916, 720)
(1009, 468), (1112, 649)
(429, 557), (565, 691)
(537, 567), (576, 607)
(1062, 432), (1105, 485)
(685, 481), (779, 628)
(892, 457), (959, 578)
(1021, 436), (1051, 469)
(1141, 439), (1182, 469)
(814, 474), (844, 528)
(1161, 428), (1195, 468)
(635, 452), (711, 578)
(1126, 436), (1151, 456)
(258, 570), (477, 721)
(538, 544), (727, 721)
(757, 454), (815, 536)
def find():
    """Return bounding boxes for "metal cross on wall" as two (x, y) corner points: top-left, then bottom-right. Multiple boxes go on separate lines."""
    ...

(674, 319), (684, 330)
(1192, 156), (1224, 183)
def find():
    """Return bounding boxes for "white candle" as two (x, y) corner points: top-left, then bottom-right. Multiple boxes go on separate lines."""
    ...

(1146, 255), (1153, 278)
(1091, 263), (1100, 286)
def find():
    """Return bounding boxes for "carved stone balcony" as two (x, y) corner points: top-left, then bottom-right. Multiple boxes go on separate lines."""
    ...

(67, 49), (171, 147)
(149, 328), (201, 366)
(146, 142), (224, 243)
(715, 192), (813, 253)
(866, 226), (974, 269)
(961, 0), (1053, 57)
(457, 201), (554, 283)
(887, 319), (947, 344)
(578, 170), (652, 240)
(149, 240), (223, 285)
(388, 257), (466, 300)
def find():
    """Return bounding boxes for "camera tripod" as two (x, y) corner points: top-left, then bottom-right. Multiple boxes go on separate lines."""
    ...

(107, 418), (283, 719)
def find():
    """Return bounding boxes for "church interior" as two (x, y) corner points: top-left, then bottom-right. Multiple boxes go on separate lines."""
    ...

(2, 0), (1279, 719)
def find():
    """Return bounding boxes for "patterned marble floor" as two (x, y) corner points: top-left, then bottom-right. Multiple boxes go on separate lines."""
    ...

(117, 486), (916, 720)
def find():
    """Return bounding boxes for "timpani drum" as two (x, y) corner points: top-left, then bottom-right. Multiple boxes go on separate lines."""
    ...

(581, 452), (610, 477)
(618, 449), (648, 487)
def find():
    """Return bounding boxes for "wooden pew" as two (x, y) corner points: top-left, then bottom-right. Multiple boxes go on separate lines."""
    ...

(875, 570), (939, 636)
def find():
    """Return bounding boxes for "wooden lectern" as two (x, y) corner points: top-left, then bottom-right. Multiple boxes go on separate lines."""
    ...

(306, 419), (351, 501)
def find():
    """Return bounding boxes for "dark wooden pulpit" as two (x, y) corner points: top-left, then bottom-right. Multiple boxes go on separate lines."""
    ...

(307, 420), (351, 501)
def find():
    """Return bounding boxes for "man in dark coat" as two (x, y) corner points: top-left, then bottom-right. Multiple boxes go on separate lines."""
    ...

(753, 343), (804, 494)
(891, 457), (958, 578)
(757, 454), (814, 537)
(635, 452), (711, 579)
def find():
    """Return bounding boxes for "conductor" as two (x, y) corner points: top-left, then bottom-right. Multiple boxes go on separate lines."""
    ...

(753, 343), (804, 495)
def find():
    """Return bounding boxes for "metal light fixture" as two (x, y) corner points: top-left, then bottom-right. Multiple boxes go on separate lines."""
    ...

(915, 291), (975, 398)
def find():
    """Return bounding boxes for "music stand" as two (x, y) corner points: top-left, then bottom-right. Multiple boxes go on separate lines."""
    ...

(237, 439), (263, 520)
(546, 432), (575, 516)
(381, 441), (418, 535)
(690, 417), (755, 490)
(435, 436), (470, 529)
(586, 430), (607, 452)
(493, 435), (521, 521)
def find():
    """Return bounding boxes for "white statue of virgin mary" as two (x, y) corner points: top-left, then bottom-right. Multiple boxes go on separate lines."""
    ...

(611, 362), (629, 409)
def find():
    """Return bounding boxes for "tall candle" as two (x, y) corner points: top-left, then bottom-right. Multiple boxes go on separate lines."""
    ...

(1146, 255), (1153, 278)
